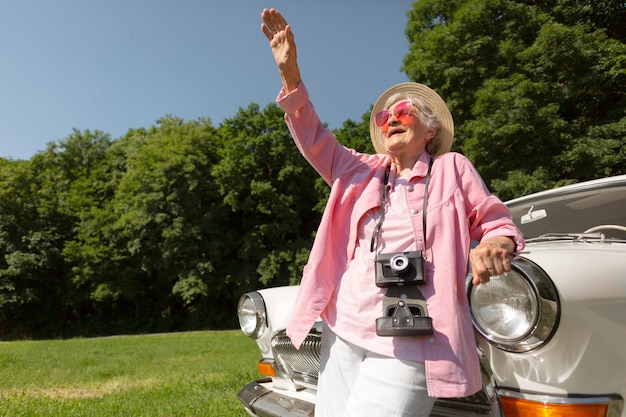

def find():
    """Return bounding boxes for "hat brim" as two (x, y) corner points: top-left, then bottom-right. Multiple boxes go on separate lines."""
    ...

(369, 82), (454, 156)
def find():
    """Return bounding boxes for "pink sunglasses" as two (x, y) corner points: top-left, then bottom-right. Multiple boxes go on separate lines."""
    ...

(374, 100), (413, 130)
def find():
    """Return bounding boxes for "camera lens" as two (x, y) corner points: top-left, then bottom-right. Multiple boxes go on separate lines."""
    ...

(390, 254), (411, 276)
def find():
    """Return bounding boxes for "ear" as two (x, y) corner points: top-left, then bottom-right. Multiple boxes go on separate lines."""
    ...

(425, 127), (438, 142)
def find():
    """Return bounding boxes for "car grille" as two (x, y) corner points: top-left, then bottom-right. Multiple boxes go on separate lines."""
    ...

(271, 330), (321, 385)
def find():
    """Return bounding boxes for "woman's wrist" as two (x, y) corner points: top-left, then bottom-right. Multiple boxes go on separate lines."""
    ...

(280, 66), (302, 93)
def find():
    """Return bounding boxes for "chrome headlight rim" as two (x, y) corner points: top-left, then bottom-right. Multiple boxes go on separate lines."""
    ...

(469, 257), (560, 353)
(237, 291), (267, 339)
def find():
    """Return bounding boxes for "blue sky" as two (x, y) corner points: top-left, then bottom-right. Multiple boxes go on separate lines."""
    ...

(1, 0), (413, 160)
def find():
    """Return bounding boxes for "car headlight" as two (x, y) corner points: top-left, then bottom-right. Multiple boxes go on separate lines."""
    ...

(237, 292), (266, 339)
(469, 257), (560, 353)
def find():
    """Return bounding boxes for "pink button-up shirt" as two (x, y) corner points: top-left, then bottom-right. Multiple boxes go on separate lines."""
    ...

(278, 83), (524, 398)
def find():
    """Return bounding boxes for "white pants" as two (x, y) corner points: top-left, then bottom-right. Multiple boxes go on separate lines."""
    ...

(315, 324), (437, 417)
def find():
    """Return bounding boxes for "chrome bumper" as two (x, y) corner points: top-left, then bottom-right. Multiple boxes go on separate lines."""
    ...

(237, 377), (498, 417)
(237, 379), (315, 417)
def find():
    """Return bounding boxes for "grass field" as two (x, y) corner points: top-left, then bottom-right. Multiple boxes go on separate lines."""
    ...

(0, 330), (260, 416)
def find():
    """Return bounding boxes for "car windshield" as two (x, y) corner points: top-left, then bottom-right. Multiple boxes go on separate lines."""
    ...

(506, 179), (626, 240)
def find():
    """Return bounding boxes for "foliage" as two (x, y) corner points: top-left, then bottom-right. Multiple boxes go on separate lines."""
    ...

(211, 103), (324, 288)
(0, 130), (113, 338)
(403, 0), (625, 199)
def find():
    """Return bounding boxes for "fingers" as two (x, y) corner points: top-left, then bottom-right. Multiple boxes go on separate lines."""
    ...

(472, 273), (488, 286)
(484, 253), (511, 275)
(471, 261), (495, 286)
(261, 23), (272, 39)
(261, 8), (289, 39)
(470, 240), (513, 285)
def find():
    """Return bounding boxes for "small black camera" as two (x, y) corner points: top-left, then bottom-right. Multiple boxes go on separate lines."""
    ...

(375, 251), (425, 287)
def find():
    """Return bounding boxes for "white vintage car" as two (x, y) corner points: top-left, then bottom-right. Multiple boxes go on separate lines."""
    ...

(237, 175), (626, 417)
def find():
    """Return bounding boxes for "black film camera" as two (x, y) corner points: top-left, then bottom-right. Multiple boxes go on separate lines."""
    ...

(375, 251), (433, 337)
(375, 251), (425, 287)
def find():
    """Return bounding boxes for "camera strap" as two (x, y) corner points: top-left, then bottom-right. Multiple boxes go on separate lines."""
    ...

(370, 156), (434, 253)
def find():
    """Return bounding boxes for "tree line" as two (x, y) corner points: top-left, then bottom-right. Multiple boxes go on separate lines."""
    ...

(1, 0), (623, 339)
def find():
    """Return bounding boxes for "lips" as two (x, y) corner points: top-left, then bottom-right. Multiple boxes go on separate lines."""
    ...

(387, 127), (404, 137)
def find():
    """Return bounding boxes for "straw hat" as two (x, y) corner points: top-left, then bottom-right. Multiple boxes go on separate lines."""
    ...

(369, 82), (454, 156)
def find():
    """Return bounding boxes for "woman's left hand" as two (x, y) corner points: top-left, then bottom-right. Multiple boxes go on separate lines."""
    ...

(469, 237), (516, 285)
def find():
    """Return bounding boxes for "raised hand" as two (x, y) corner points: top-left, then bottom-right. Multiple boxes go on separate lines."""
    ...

(261, 8), (301, 92)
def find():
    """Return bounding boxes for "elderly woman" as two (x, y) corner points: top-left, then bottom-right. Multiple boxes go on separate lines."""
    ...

(260, 8), (524, 417)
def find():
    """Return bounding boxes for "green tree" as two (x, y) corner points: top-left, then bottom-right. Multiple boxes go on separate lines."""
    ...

(65, 117), (233, 331)
(212, 103), (325, 287)
(403, 0), (625, 199)
(0, 130), (112, 337)
(0, 158), (43, 337)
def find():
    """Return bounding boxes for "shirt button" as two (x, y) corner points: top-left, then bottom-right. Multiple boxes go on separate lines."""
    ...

(407, 185), (414, 192)
(411, 208), (419, 214)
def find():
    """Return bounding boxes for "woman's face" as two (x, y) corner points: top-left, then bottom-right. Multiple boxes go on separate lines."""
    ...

(380, 100), (436, 159)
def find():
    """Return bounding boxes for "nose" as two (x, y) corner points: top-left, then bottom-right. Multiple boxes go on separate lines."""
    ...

(387, 113), (401, 126)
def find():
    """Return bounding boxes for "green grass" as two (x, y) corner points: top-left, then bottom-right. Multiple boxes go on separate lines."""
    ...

(0, 331), (260, 416)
